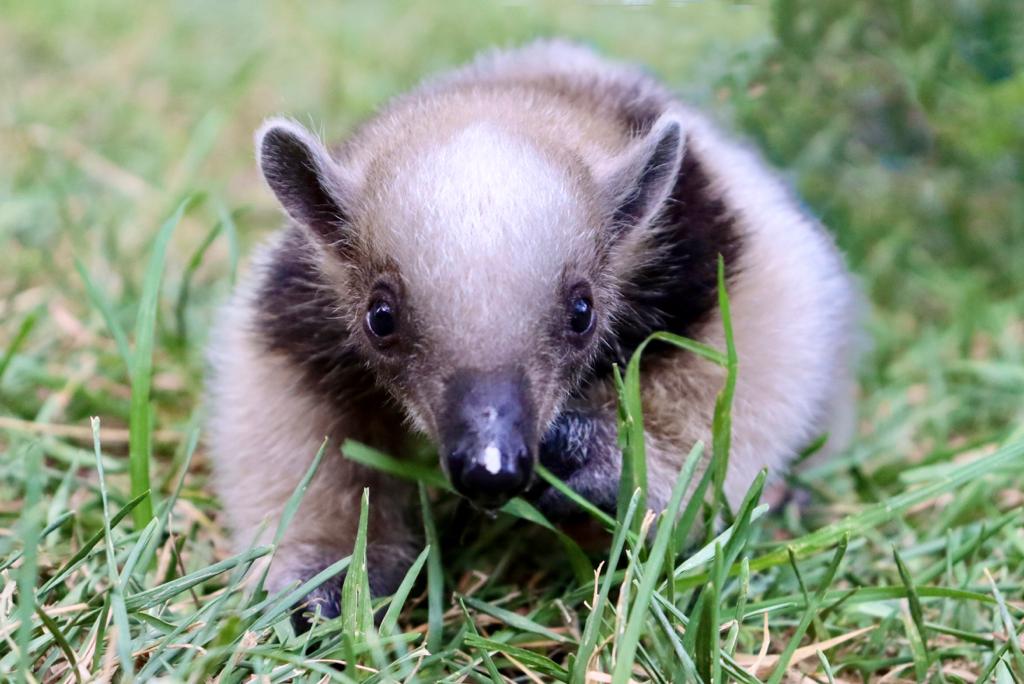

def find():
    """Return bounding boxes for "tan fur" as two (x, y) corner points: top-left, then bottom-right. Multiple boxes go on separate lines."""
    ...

(207, 40), (858, 598)
(639, 106), (859, 509)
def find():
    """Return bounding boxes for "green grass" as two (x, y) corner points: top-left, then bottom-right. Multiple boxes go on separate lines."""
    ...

(3, 1), (1024, 681)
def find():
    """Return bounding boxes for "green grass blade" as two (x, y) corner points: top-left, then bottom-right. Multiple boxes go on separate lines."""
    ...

(137, 589), (234, 679)
(33, 603), (82, 684)
(420, 483), (445, 654)
(248, 553), (350, 630)
(613, 363), (633, 527)
(379, 545), (430, 636)
(74, 259), (132, 371)
(90, 593), (111, 673)
(535, 463), (617, 530)
(649, 596), (702, 684)
(173, 216), (222, 343)
(119, 515), (162, 582)
(14, 444), (43, 684)
(612, 280), (733, 535)
(673, 460), (715, 560)
(246, 437), (329, 596)
(463, 595), (569, 644)
(709, 254), (738, 526)
(817, 648), (837, 684)
(671, 440), (709, 555)
(130, 426), (200, 581)
(128, 196), (196, 528)
(693, 543), (722, 683)
(612, 442), (707, 684)
(0, 308), (40, 385)
(737, 559), (751, 621)
(573, 488), (641, 684)
(985, 568), (1024, 679)
(126, 545), (272, 612)
(643, 331), (728, 367)
(620, 346), (649, 528)
(893, 546), (939, 681)
(344, 439), (449, 489)
(917, 510), (1019, 585)
(458, 597), (504, 684)
(739, 584), (998, 618)
(38, 491), (149, 597)
(976, 642), (1013, 683)
(215, 199), (240, 286)
(682, 472), (767, 658)
(766, 536), (848, 684)
(340, 488), (374, 677)
(714, 470), (766, 586)
(91, 417), (135, 679)
(275, 438), (328, 551)
(463, 634), (569, 681)
(674, 503), (770, 580)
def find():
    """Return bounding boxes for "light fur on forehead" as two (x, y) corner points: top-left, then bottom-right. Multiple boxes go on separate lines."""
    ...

(366, 122), (595, 360)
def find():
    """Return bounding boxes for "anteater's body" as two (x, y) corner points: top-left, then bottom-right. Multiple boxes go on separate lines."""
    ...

(207, 41), (858, 622)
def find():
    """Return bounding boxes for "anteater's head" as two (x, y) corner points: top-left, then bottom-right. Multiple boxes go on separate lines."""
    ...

(256, 112), (685, 508)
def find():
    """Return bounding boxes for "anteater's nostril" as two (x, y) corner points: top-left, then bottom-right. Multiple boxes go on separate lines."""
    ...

(462, 459), (527, 494)
(449, 445), (532, 509)
(445, 448), (467, 481)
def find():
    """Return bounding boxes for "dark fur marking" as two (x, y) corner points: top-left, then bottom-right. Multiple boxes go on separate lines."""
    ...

(498, 70), (667, 135)
(254, 226), (387, 412)
(592, 148), (744, 379)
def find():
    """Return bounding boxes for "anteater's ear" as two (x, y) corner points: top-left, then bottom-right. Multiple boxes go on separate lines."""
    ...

(601, 113), (685, 233)
(256, 118), (353, 247)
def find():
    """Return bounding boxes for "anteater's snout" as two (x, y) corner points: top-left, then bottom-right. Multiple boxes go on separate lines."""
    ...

(440, 368), (537, 509)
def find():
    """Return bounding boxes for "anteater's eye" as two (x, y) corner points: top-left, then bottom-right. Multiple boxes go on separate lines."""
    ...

(569, 295), (595, 337)
(366, 300), (397, 338)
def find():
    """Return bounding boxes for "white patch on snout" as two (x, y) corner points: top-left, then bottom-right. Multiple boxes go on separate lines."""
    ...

(481, 443), (502, 474)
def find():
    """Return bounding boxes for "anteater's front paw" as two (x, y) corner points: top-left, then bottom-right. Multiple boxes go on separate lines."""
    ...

(537, 410), (595, 479)
(289, 568), (345, 634)
(286, 544), (415, 633)
(532, 410), (619, 520)
(533, 463), (620, 521)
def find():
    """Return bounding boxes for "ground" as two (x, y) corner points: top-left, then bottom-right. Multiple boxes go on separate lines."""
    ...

(1, 1), (1023, 682)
